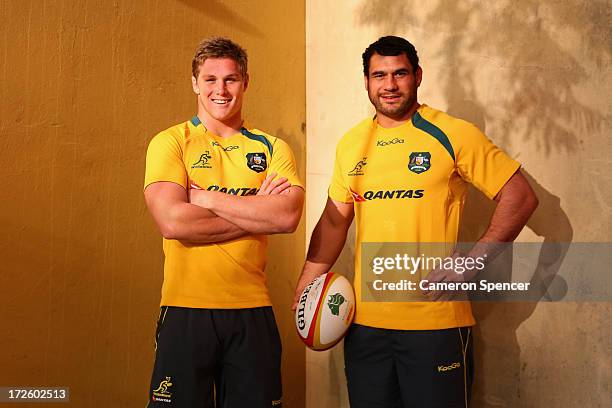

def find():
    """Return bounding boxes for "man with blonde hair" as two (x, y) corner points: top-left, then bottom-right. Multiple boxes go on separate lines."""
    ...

(145, 37), (303, 407)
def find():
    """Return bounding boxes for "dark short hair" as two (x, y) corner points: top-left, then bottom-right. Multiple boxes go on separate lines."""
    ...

(362, 36), (419, 76)
(192, 37), (248, 78)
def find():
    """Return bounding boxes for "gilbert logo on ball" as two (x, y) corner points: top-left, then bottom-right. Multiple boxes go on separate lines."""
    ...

(295, 272), (355, 351)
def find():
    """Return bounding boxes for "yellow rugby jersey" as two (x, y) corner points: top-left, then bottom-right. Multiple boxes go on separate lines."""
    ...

(329, 104), (520, 330)
(145, 116), (303, 309)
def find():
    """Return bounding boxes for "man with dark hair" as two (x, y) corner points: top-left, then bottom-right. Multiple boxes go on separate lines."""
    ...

(362, 35), (419, 76)
(293, 35), (538, 407)
(145, 37), (304, 407)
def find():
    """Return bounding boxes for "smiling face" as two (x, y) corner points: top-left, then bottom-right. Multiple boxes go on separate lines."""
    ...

(192, 57), (248, 128)
(365, 52), (422, 126)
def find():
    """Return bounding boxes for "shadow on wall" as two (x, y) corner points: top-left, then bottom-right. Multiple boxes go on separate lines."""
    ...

(357, 0), (609, 156)
(458, 174), (573, 407)
(350, 0), (610, 406)
(441, 97), (576, 407)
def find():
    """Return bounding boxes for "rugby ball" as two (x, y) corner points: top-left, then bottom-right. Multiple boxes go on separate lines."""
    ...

(295, 272), (356, 351)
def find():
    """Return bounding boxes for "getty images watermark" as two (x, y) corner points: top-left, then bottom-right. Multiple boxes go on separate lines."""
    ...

(371, 253), (530, 293)
(360, 242), (612, 302)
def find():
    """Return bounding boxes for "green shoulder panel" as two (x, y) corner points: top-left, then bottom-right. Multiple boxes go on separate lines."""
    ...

(190, 116), (274, 156)
(241, 128), (274, 156)
(412, 112), (455, 162)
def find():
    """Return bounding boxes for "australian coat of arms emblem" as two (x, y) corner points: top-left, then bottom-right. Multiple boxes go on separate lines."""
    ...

(246, 152), (267, 173)
(408, 152), (431, 174)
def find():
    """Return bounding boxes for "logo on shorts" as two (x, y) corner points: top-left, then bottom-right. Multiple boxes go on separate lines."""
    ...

(438, 362), (461, 372)
(327, 293), (345, 316)
(192, 151), (212, 169)
(272, 398), (282, 406)
(246, 152), (267, 173)
(151, 376), (173, 403)
(348, 157), (367, 176)
(408, 152), (431, 174)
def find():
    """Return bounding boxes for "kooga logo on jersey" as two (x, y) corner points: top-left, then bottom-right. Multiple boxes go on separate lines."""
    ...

(350, 188), (424, 201)
(376, 137), (404, 147)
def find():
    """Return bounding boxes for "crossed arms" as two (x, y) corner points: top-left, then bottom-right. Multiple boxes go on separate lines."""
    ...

(145, 173), (304, 244)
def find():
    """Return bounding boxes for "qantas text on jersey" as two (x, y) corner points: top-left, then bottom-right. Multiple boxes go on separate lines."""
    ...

(350, 188), (425, 201)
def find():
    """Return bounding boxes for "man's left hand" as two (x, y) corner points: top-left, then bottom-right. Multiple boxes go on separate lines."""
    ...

(422, 251), (479, 301)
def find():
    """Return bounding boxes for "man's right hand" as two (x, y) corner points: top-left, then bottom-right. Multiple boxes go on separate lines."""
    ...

(291, 198), (355, 311)
(291, 268), (323, 311)
(257, 172), (291, 196)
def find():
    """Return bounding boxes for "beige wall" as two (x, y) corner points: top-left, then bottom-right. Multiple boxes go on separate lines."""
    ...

(0, 1), (305, 407)
(306, 1), (611, 407)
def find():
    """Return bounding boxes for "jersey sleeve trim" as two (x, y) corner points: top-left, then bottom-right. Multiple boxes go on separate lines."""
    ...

(412, 111), (456, 162)
(328, 187), (354, 203)
(241, 128), (274, 156)
(144, 179), (188, 191)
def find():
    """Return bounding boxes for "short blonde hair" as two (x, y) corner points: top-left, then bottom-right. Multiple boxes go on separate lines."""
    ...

(192, 37), (248, 78)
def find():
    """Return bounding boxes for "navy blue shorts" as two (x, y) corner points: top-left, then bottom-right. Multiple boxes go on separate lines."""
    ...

(147, 306), (282, 408)
(344, 324), (473, 408)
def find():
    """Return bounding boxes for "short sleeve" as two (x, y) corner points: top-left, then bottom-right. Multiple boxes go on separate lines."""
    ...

(144, 132), (188, 190)
(455, 125), (521, 199)
(268, 138), (304, 189)
(328, 144), (353, 203)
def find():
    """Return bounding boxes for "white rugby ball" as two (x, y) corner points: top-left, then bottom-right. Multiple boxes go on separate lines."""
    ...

(295, 272), (356, 351)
